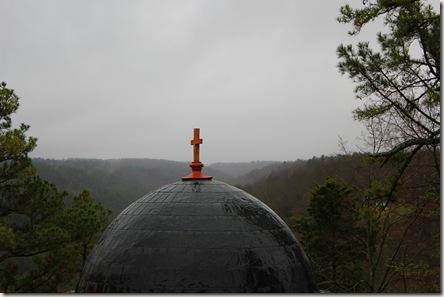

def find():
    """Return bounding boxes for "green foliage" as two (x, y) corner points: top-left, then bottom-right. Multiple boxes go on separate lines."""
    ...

(0, 82), (112, 292)
(7, 243), (79, 292)
(0, 176), (72, 292)
(306, 178), (353, 226)
(61, 190), (112, 264)
(337, 1), (440, 191)
(333, 4), (440, 291)
(293, 178), (366, 292)
(32, 159), (174, 221)
(290, 155), (440, 292)
(0, 179), (111, 292)
(0, 82), (37, 185)
(0, 81), (20, 130)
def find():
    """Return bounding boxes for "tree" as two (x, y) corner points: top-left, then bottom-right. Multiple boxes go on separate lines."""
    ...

(353, 154), (439, 292)
(0, 82), (112, 292)
(0, 82), (48, 291)
(335, 2), (440, 292)
(0, 82), (37, 186)
(293, 157), (439, 292)
(0, 176), (73, 292)
(1, 181), (113, 293)
(293, 178), (366, 292)
(62, 190), (112, 266)
(337, 0), (440, 203)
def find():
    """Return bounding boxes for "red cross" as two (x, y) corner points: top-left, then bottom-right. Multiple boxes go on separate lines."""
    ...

(191, 128), (203, 162)
(182, 128), (212, 180)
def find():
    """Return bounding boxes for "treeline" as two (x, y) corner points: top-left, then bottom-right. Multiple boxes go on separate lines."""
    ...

(238, 151), (439, 293)
(33, 158), (275, 218)
(237, 153), (365, 222)
(33, 158), (193, 218)
(34, 154), (375, 224)
(209, 161), (278, 184)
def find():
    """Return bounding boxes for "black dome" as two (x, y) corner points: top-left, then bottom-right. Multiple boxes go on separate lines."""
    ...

(76, 180), (317, 293)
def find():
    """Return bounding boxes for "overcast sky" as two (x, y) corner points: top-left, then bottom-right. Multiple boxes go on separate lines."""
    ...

(2, 0), (426, 164)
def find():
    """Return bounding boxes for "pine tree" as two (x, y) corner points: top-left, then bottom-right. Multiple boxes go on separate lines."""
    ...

(0, 82), (111, 292)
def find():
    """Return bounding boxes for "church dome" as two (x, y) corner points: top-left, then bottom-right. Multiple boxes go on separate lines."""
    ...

(75, 129), (317, 293)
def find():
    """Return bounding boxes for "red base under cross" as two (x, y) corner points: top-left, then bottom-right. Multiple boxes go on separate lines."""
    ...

(181, 162), (213, 181)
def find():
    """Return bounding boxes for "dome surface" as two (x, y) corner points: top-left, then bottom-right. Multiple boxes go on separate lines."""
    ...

(76, 179), (317, 293)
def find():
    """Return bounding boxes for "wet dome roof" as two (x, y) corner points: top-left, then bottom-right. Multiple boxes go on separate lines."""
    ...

(75, 129), (317, 293)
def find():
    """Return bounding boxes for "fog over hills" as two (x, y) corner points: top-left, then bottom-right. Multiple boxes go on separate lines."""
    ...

(33, 158), (277, 218)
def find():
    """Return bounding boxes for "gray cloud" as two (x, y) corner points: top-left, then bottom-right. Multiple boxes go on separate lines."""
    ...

(1, 0), (382, 163)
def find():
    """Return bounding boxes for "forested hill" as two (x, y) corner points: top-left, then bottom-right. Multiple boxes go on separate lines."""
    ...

(235, 150), (439, 224)
(32, 155), (369, 223)
(32, 158), (277, 218)
(33, 153), (434, 224)
(207, 161), (278, 184)
(235, 154), (366, 222)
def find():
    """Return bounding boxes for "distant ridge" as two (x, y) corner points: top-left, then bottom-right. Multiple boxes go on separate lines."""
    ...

(209, 161), (279, 184)
(32, 158), (276, 218)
